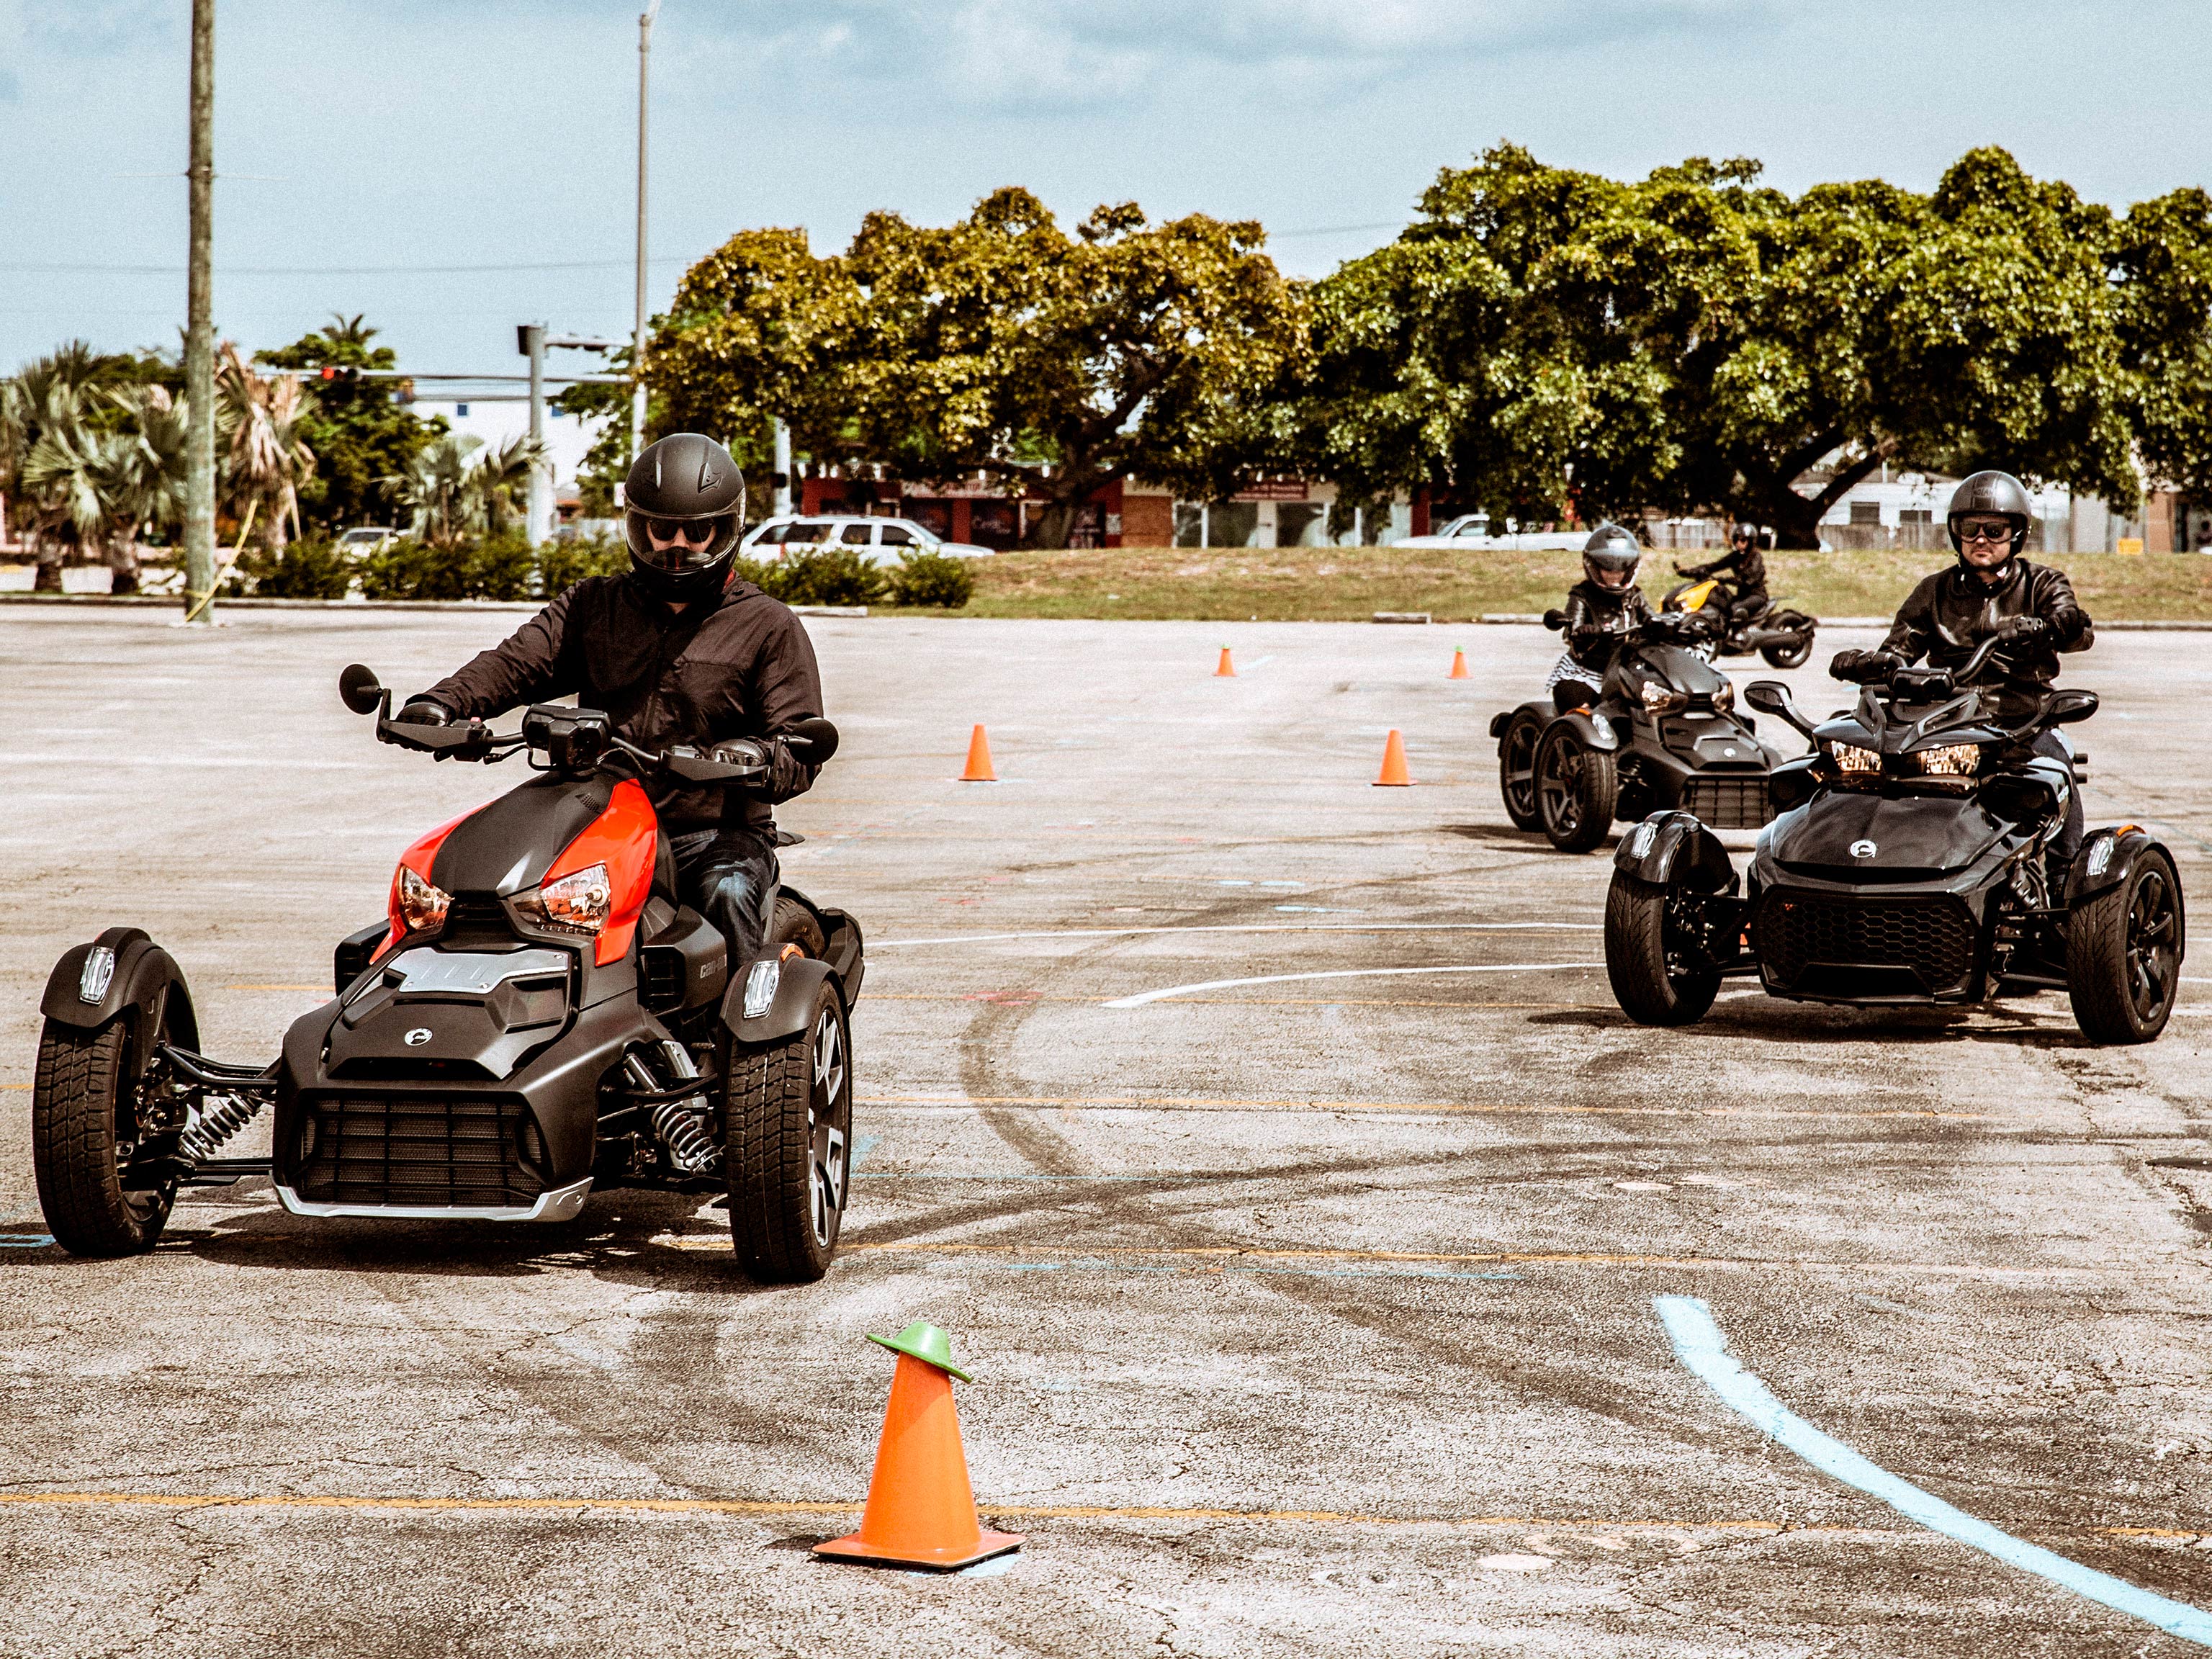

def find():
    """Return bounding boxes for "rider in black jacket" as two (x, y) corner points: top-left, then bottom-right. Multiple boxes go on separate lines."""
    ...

(1548, 523), (1653, 707)
(395, 433), (824, 962)
(1677, 523), (1768, 626)
(1831, 469), (2092, 865)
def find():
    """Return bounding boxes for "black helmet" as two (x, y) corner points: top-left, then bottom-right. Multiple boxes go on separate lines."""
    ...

(1581, 521), (1642, 591)
(1730, 521), (1758, 547)
(624, 433), (746, 603)
(1945, 470), (2033, 565)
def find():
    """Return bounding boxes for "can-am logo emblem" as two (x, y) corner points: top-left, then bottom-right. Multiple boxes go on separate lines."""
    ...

(1850, 839), (1878, 858)
(404, 1028), (433, 1046)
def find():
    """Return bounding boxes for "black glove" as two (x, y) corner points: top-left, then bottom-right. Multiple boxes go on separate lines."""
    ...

(396, 697), (454, 726)
(1830, 648), (1900, 683)
(710, 736), (807, 798)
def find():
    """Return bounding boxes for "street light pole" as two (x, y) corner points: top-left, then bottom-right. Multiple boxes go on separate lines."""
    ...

(518, 323), (548, 546)
(631, 1), (660, 470)
(181, 0), (216, 621)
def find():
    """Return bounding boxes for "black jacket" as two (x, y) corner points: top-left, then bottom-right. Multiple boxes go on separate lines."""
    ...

(1880, 559), (2092, 719)
(1678, 545), (1767, 596)
(1562, 578), (1654, 672)
(424, 575), (824, 831)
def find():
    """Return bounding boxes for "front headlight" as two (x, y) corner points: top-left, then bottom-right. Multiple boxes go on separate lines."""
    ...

(512, 862), (613, 936)
(1711, 680), (1735, 712)
(1915, 742), (1984, 778)
(395, 865), (451, 933)
(1826, 740), (1880, 775)
(1641, 680), (1688, 714)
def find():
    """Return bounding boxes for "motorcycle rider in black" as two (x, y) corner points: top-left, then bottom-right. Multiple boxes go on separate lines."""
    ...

(1830, 469), (2092, 868)
(1677, 522), (1768, 629)
(393, 433), (824, 963)
(1548, 523), (1654, 709)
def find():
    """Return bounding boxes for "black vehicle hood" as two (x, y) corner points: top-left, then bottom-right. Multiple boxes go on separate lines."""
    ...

(1767, 791), (2010, 878)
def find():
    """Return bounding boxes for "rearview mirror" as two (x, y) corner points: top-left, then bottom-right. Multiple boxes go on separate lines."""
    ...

(2045, 688), (2100, 726)
(784, 716), (840, 763)
(1742, 680), (1791, 716)
(338, 663), (384, 716)
(1542, 608), (1566, 632)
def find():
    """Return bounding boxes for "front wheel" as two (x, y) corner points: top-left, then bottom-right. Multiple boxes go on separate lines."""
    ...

(2067, 851), (2185, 1044)
(1536, 727), (1617, 853)
(32, 1018), (176, 1256)
(721, 979), (852, 1281)
(1760, 619), (1815, 670)
(1604, 874), (1721, 1025)
(1497, 711), (1545, 830)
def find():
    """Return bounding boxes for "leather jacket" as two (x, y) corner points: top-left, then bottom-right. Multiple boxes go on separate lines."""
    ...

(1562, 578), (1654, 671)
(1678, 545), (1767, 596)
(1878, 559), (2092, 719)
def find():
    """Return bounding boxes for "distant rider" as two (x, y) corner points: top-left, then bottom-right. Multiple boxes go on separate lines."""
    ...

(1547, 522), (1653, 708)
(1676, 522), (1768, 627)
(1829, 469), (2092, 869)
(393, 433), (822, 963)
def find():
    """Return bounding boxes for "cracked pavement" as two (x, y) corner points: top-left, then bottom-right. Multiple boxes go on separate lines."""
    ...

(2, 608), (2211, 1656)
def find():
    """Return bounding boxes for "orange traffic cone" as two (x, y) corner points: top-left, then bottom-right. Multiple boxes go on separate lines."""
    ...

(814, 1322), (1022, 1572)
(1215, 646), (1236, 677)
(1374, 729), (1412, 786)
(961, 724), (997, 783)
(1447, 648), (1469, 680)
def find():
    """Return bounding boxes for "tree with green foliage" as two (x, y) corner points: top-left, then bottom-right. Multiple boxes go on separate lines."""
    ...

(2113, 186), (2212, 506)
(256, 315), (443, 535)
(649, 192), (1307, 548)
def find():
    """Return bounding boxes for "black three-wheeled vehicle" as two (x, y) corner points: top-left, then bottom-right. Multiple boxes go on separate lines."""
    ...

(1492, 608), (1786, 852)
(30, 666), (865, 1276)
(1603, 625), (2185, 1044)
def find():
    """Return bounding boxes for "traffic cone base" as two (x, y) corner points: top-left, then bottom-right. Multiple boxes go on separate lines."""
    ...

(814, 1344), (1024, 1571)
(961, 724), (997, 783)
(1375, 728), (1412, 786)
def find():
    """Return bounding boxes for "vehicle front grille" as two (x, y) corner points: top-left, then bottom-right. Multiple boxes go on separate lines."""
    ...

(1754, 891), (1977, 996)
(1683, 775), (1774, 830)
(292, 1092), (544, 1208)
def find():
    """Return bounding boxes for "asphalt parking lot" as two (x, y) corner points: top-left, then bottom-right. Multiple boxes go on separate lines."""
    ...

(4, 606), (2212, 1658)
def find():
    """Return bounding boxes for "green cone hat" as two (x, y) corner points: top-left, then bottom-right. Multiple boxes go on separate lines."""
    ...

(866, 1320), (971, 1382)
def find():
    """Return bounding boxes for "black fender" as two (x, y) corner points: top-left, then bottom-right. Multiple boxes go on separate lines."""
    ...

(721, 954), (844, 1046)
(40, 926), (200, 1079)
(2067, 825), (2175, 909)
(1614, 811), (1737, 894)
(1766, 755), (1822, 812)
(1490, 701), (1553, 747)
(1545, 708), (1621, 754)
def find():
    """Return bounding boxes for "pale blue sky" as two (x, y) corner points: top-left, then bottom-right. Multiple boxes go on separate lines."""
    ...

(3, 1), (2208, 374)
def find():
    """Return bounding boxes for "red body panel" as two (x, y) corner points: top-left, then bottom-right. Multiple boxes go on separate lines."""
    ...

(379, 809), (473, 958)
(543, 778), (659, 965)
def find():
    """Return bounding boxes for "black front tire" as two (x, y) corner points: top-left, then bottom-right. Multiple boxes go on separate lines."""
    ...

(1536, 727), (1617, 853)
(770, 894), (826, 959)
(32, 1020), (175, 1257)
(1760, 620), (1815, 670)
(722, 980), (852, 1282)
(1498, 711), (1545, 830)
(1605, 874), (1721, 1025)
(2068, 852), (2185, 1044)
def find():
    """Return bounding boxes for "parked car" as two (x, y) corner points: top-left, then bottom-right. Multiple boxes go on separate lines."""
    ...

(335, 526), (397, 557)
(1398, 514), (1589, 552)
(743, 516), (993, 565)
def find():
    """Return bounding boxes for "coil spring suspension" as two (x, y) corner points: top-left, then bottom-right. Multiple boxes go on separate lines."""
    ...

(179, 1093), (264, 1163)
(627, 1043), (720, 1176)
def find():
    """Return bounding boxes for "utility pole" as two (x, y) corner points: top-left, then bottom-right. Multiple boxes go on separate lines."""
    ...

(631, 1), (660, 469)
(773, 418), (792, 518)
(518, 323), (548, 546)
(181, 0), (216, 621)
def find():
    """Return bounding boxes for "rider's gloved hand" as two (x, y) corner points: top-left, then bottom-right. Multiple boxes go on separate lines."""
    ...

(708, 737), (807, 798)
(396, 697), (454, 727)
(1830, 648), (1901, 683)
(2000, 615), (2049, 642)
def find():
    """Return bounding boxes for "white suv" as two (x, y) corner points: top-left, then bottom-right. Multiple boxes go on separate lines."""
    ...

(742, 515), (994, 565)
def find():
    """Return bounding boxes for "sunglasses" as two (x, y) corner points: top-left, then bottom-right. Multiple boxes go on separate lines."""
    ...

(1958, 519), (2016, 546)
(644, 519), (718, 547)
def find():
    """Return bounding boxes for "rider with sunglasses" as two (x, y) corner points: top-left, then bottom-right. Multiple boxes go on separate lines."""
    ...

(393, 433), (824, 964)
(1830, 469), (2093, 866)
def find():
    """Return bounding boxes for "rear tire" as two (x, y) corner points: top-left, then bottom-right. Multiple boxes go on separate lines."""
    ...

(32, 1019), (175, 1257)
(1605, 874), (1721, 1025)
(721, 979), (851, 1282)
(1760, 621), (1815, 670)
(1537, 727), (1617, 853)
(2068, 851), (2184, 1044)
(1498, 712), (1545, 830)
(770, 894), (825, 959)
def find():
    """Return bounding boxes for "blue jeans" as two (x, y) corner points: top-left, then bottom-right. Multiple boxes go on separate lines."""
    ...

(670, 826), (781, 963)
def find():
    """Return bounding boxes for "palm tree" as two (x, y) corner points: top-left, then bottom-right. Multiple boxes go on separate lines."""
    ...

(385, 431), (486, 549)
(4, 342), (112, 590)
(473, 432), (549, 535)
(217, 341), (316, 549)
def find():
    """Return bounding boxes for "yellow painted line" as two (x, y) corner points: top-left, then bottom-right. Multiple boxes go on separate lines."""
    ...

(863, 1094), (1988, 1123)
(224, 984), (326, 992)
(0, 1084), (26, 1092)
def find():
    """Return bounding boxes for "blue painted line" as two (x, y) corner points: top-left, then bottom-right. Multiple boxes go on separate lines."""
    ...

(1658, 1295), (2212, 1648)
(0, 1235), (54, 1249)
(848, 1134), (879, 1174)
(973, 1259), (1518, 1284)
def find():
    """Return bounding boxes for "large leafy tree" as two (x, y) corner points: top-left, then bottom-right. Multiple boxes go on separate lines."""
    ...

(2112, 186), (2212, 502)
(1300, 145), (2139, 546)
(649, 191), (1307, 547)
(257, 315), (442, 535)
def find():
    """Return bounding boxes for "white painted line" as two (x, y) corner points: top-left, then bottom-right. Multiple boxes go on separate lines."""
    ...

(1105, 962), (1605, 1009)
(1657, 1295), (2212, 1648)
(876, 922), (1600, 948)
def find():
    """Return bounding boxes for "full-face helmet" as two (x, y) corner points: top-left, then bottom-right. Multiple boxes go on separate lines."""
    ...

(624, 433), (746, 603)
(1581, 522), (1642, 592)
